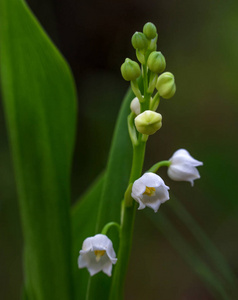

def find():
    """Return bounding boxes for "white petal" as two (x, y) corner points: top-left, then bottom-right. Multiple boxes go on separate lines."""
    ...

(170, 149), (203, 167)
(147, 201), (161, 212)
(131, 179), (146, 197)
(102, 262), (113, 276)
(81, 236), (93, 251)
(87, 265), (100, 276)
(168, 164), (200, 183)
(92, 234), (111, 249)
(106, 245), (117, 261)
(78, 253), (87, 268)
(154, 185), (170, 203)
(137, 199), (146, 210)
(141, 187), (169, 211)
(140, 172), (162, 187)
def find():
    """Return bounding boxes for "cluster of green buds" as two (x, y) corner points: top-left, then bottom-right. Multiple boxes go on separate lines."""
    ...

(121, 22), (176, 138)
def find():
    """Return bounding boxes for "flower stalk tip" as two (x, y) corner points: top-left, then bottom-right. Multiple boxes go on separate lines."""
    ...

(143, 22), (157, 40)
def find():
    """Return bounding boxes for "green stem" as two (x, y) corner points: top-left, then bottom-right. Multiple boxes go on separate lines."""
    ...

(127, 113), (138, 146)
(129, 139), (146, 182)
(148, 160), (171, 173)
(141, 64), (150, 112)
(150, 91), (160, 111)
(130, 80), (143, 103)
(109, 53), (150, 300)
(147, 73), (158, 94)
(109, 141), (146, 300)
(101, 222), (121, 235)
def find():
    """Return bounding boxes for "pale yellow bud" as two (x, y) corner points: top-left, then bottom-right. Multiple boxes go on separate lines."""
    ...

(135, 110), (162, 135)
(156, 72), (176, 99)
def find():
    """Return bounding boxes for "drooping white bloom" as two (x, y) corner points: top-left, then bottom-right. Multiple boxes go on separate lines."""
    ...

(130, 97), (141, 115)
(131, 172), (170, 212)
(168, 149), (203, 186)
(78, 234), (117, 276)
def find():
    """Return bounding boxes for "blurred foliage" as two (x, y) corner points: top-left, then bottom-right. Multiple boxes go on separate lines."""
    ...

(1, 0), (238, 299)
(0, 0), (77, 298)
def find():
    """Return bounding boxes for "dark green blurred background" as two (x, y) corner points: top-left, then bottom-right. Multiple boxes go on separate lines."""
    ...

(1, 0), (238, 299)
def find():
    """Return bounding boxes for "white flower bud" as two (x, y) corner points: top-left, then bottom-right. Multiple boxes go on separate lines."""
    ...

(131, 172), (170, 212)
(130, 97), (141, 115)
(78, 234), (117, 276)
(135, 110), (162, 135)
(168, 149), (203, 186)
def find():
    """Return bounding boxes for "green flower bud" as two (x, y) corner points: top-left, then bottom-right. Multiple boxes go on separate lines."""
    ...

(131, 32), (148, 50)
(121, 58), (141, 81)
(143, 22), (157, 40)
(156, 72), (176, 99)
(147, 51), (166, 74)
(135, 110), (162, 135)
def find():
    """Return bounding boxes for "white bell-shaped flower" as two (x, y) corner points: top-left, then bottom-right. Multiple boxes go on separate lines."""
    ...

(168, 149), (203, 186)
(130, 97), (141, 115)
(78, 234), (117, 276)
(131, 172), (170, 212)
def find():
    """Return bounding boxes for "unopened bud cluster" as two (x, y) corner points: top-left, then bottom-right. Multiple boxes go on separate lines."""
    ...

(121, 22), (176, 137)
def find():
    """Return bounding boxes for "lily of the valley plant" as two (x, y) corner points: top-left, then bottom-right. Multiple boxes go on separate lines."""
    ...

(0, 2), (205, 296)
(78, 22), (203, 296)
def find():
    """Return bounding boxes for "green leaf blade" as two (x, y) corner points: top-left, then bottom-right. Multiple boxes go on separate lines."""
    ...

(0, 0), (77, 299)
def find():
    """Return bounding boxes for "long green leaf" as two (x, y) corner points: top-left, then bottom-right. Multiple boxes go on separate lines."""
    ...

(0, 0), (77, 299)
